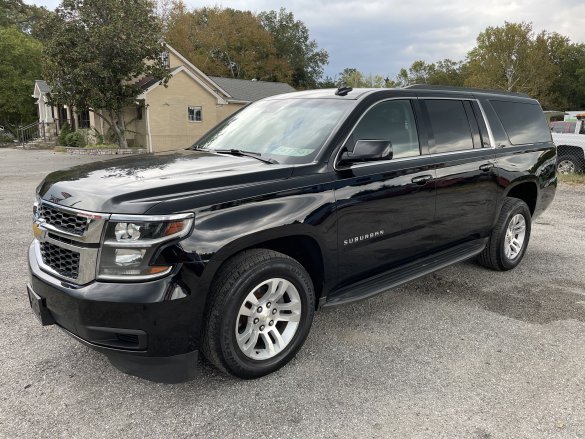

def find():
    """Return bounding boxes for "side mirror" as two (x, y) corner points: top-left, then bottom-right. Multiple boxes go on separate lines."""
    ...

(340, 140), (393, 164)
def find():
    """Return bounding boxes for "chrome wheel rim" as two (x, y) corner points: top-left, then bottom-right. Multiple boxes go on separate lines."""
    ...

(558, 159), (576, 174)
(504, 213), (526, 260)
(235, 278), (302, 360)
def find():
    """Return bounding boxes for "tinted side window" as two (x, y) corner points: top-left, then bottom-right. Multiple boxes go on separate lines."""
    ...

(490, 100), (552, 145)
(425, 100), (473, 153)
(550, 121), (576, 133)
(352, 100), (420, 159)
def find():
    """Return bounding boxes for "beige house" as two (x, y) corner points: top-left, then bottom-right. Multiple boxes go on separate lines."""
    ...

(34, 44), (295, 152)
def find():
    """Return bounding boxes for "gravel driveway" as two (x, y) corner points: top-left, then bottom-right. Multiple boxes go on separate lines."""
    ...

(1, 148), (584, 439)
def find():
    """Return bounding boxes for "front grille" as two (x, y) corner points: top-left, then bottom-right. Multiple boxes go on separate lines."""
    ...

(39, 242), (80, 279)
(39, 203), (88, 236)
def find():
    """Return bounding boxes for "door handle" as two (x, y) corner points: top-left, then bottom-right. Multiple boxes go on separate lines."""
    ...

(479, 163), (494, 172)
(411, 174), (433, 185)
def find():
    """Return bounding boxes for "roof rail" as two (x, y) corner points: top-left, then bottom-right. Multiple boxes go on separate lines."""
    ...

(404, 84), (531, 98)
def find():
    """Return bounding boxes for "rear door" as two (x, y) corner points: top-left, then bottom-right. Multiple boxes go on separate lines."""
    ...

(333, 98), (437, 287)
(420, 96), (498, 247)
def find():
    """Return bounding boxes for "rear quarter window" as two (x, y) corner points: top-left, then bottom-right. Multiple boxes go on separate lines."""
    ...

(490, 100), (552, 145)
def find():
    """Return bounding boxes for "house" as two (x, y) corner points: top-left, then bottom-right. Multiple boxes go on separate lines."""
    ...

(33, 44), (296, 152)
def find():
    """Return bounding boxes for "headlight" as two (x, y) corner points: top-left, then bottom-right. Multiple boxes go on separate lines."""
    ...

(97, 213), (194, 280)
(33, 194), (41, 222)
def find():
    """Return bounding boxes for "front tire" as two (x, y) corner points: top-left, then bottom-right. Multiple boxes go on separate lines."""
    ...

(477, 197), (532, 271)
(201, 249), (315, 378)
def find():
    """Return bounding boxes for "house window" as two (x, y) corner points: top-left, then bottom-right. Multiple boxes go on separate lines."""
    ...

(137, 106), (143, 121)
(188, 106), (202, 122)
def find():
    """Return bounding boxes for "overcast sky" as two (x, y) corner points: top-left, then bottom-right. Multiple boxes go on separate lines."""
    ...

(25, 0), (585, 79)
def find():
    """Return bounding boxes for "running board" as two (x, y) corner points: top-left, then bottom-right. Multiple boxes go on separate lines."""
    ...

(324, 238), (488, 307)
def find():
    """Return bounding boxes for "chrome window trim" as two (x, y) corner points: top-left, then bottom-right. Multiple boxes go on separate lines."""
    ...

(333, 96), (497, 171)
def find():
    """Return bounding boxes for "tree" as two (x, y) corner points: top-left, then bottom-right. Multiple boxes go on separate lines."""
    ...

(258, 8), (329, 89)
(41, 0), (169, 148)
(0, 0), (51, 37)
(546, 36), (585, 110)
(395, 59), (465, 87)
(166, 4), (291, 82)
(0, 26), (43, 128)
(337, 68), (391, 88)
(465, 22), (559, 107)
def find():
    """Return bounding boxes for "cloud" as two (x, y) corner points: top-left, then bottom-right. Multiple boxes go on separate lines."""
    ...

(26, 0), (585, 78)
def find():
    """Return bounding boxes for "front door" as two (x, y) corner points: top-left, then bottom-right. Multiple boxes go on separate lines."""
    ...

(333, 98), (437, 288)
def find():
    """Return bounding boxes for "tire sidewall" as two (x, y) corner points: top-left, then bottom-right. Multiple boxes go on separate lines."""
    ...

(218, 258), (314, 377)
(498, 202), (532, 270)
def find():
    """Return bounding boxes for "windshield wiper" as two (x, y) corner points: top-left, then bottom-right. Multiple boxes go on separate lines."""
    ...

(213, 149), (278, 165)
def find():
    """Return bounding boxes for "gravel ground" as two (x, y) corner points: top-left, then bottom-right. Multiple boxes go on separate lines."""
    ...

(1, 148), (584, 439)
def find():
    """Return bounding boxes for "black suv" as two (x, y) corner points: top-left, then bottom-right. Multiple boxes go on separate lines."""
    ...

(27, 85), (557, 382)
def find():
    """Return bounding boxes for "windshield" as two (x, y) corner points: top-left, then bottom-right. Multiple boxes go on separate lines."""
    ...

(193, 98), (353, 164)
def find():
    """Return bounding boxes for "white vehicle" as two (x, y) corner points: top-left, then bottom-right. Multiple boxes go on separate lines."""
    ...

(551, 118), (585, 174)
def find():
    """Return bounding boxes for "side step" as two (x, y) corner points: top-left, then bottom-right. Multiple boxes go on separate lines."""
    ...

(324, 238), (488, 307)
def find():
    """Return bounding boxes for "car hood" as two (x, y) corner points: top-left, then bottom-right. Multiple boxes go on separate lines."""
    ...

(38, 149), (294, 214)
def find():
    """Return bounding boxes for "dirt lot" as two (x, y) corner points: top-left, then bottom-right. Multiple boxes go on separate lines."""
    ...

(1, 148), (584, 439)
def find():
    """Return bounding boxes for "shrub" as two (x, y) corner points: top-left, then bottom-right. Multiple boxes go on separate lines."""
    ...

(88, 128), (103, 145)
(58, 122), (71, 146)
(64, 131), (86, 147)
(0, 131), (15, 146)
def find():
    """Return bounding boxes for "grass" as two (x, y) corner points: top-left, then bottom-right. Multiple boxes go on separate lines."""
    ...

(559, 172), (585, 185)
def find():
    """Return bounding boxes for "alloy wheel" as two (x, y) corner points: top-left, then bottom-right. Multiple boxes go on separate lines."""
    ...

(235, 278), (302, 360)
(504, 213), (526, 260)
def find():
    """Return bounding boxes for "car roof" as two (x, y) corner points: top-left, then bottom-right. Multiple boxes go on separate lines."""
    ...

(264, 85), (539, 104)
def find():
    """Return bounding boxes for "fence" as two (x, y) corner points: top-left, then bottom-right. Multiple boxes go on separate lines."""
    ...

(556, 145), (585, 175)
(17, 122), (48, 146)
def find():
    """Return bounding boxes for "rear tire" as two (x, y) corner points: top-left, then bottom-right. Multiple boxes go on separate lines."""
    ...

(477, 197), (532, 271)
(201, 249), (315, 378)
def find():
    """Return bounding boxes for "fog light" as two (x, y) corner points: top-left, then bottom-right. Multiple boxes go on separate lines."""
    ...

(115, 249), (145, 266)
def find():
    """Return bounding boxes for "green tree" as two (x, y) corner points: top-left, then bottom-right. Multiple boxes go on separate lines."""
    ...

(395, 59), (465, 87)
(258, 8), (329, 89)
(41, 0), (169, 148)
(337, 68), (390, 88)
(166, 4), (291, 82)
(546, 36), (585, 110)
(465, 22), (559, 107)
(0, 0), (51, 36)
(0, 26), (42, 128)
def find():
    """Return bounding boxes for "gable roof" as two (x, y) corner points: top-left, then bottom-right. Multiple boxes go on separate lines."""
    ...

(33, 80), (51, 97)
(208, 76), (296, 102)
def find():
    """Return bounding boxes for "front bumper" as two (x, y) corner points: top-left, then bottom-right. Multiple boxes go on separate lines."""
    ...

(27, 242), (201, 383)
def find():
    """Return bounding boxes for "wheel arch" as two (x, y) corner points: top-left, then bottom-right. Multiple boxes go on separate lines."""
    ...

(207, 227), (330, 305)
(556, 144), (585, 160)
(502, 179), (539, 215)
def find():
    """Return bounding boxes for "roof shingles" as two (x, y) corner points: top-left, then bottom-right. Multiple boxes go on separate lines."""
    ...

(208, 76), (295, 102)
